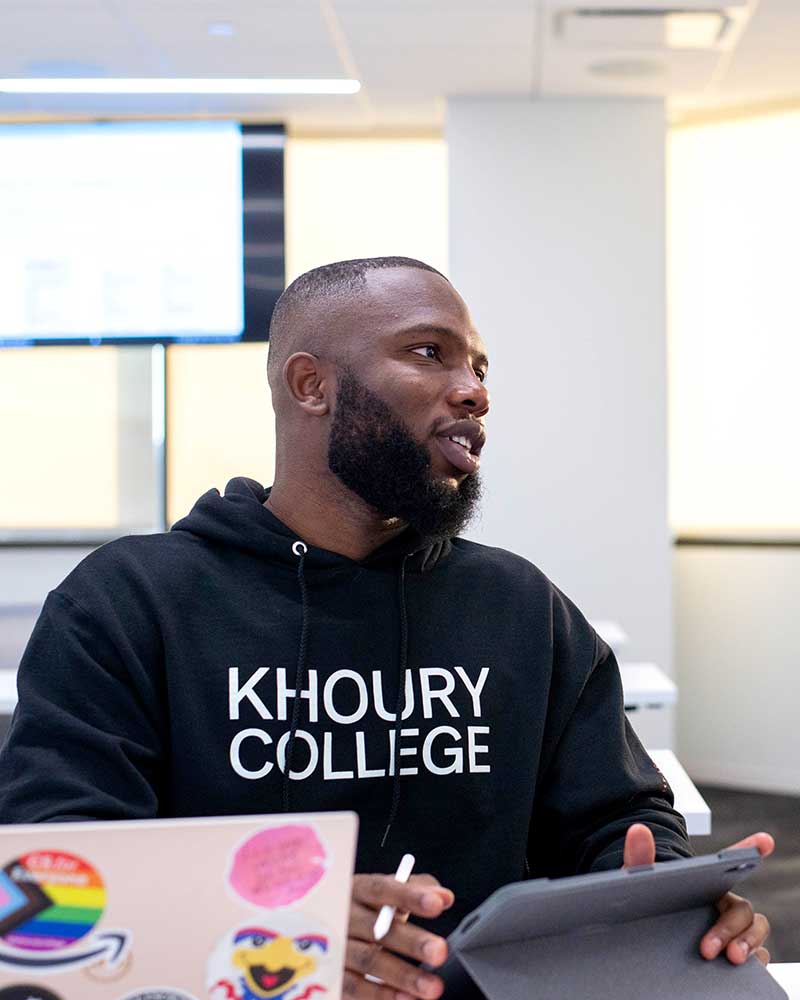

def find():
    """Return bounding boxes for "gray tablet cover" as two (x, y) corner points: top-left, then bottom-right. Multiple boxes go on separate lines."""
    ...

(438, 847), (787, 1000)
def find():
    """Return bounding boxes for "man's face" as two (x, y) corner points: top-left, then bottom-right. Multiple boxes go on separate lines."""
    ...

(326, 267), (490, 539)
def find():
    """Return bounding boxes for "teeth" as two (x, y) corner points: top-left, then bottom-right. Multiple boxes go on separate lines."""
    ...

(449, 435), (471, 450)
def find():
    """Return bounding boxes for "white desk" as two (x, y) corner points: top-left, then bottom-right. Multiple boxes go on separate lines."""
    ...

(647, 748), (712, 836)
(621, 662), (678, 709)
(771, 964), (800, 998)
(0, 669), (16, 715)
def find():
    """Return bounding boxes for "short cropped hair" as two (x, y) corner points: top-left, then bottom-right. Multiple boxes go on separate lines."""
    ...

(266, 256), (448, 383)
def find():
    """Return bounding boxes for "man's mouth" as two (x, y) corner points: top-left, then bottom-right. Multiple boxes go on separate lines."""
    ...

(434, 421), (485, 475)
(434, 435), (480, 474)
(250, 964), (295, 992)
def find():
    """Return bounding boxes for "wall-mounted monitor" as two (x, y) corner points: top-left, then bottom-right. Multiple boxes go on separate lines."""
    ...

(0, 121), (284, 347)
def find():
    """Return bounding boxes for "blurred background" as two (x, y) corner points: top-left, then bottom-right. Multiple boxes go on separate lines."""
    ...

(0, 0), (798, 961)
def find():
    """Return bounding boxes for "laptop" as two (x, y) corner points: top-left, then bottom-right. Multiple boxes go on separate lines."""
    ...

(0, 811), (358, 1000)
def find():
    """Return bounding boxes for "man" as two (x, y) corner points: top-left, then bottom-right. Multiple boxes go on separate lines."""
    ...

(0, 257), (772, 999)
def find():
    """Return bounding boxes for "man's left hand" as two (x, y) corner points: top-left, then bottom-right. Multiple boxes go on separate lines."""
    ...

(623, 824), (774, 965)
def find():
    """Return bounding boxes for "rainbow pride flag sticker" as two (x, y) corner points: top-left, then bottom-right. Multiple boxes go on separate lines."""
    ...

(0, 850), (105, 952)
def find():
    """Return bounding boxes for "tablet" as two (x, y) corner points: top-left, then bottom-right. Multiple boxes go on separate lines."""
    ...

(436, 847), (786, 1000)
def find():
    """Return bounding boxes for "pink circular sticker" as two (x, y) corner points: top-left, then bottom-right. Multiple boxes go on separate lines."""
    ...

(229, 824), (327, 908)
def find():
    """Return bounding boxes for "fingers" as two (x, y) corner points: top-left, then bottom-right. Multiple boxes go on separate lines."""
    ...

(697, 833), (775, 967)
(409, 873), (444, 888)
(343, 969), (415, 1000)
(722, 911), (771, 965)
(700, 892), (771, 965)
(345, 940), (444, 1000)
(724, 831), (776, 858)
(350, 901), (448, 967)
(622, 824), (656, 868)
(353, 873), (454, 921)
(347, 873), (453, 1000)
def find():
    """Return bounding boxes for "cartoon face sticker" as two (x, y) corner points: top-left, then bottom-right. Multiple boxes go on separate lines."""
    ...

(232, 926), (326, 998)
(208, 916), (333, 1000)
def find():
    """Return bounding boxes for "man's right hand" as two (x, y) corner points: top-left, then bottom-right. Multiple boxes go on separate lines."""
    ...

(344, 872), (454, 999)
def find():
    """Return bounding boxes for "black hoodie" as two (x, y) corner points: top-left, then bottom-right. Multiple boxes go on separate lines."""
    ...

(0, 477), (691, 933)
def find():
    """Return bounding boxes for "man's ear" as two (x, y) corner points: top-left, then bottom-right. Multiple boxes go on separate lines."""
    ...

(282, 353), (331, 416)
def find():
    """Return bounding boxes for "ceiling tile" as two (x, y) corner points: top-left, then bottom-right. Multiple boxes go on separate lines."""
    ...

(338, 10), (535, 48)
(333, 0), (536, 9)
(541, 46), (723, 98)
(357, 45), (534, 94)
(0, 0), (104, 8)
(128, 4), (333, 50)
(118, 5), (341, 77)
(0, 3), (163, 75)
(114, 0), (319, 8)
(671, 0), (800, 112)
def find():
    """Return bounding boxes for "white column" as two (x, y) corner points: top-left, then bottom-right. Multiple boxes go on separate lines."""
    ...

(447, 98), (672, 744)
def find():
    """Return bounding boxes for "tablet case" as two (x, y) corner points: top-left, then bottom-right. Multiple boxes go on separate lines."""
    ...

(438, 847), (787, 1000)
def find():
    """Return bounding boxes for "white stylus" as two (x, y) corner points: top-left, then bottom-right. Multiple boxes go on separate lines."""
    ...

(373, 853), (416, 941)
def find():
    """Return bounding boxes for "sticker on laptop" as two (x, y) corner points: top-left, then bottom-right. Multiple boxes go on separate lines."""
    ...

(0, 850), (105, 951)
(227, 825), (328, 909)
(207, 914), (333, 1000)
(83, 945), (134, 981)
(0, 850), (130, 974)
(117, 990), (199, 1000)
(0, 987), (66, 1000)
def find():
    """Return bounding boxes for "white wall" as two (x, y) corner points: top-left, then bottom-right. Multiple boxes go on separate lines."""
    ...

(669, 113), (800, 540)
(447, 98), (673, 744)
(676, 546), (800, 795)
(285, 137), (448, 281)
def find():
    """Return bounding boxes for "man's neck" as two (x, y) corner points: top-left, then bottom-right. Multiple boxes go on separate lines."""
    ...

(265, 474), (408, 562)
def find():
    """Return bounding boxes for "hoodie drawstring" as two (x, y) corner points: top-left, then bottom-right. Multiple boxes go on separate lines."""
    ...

(283, 540), (309, 814)
(381, 554), (410, 848)
(283, 541), (411, 852)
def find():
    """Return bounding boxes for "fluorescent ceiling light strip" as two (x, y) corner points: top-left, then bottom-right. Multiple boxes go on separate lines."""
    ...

(0, 78), (360, 95)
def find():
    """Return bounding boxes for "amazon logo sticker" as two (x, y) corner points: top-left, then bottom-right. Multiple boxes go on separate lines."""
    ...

(0, 849), (131, 975)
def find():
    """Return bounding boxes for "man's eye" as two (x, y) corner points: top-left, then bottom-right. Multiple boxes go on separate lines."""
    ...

(475, 369), (487, 382)
(412, 345), (439, 360)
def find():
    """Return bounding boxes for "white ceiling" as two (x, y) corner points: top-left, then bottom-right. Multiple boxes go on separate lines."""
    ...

(0, 0), (797, 129)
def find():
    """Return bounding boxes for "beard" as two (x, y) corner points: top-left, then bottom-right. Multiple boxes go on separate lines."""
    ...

(328, 367), (482, 540)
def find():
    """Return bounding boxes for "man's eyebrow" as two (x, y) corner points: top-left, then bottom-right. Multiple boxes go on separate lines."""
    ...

(391, 323), (489, 369)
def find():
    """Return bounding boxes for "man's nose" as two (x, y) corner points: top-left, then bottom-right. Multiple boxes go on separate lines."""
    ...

(446, 373), (490, 417)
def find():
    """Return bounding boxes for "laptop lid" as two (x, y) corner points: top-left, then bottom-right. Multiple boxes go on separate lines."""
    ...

(0, 811), (358, 1000)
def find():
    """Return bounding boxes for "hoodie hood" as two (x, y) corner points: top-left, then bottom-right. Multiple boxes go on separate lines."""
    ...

(170, 475), (452, 574)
